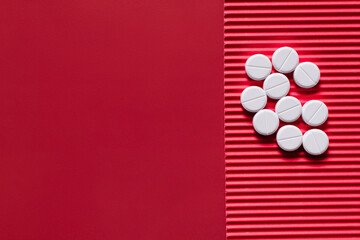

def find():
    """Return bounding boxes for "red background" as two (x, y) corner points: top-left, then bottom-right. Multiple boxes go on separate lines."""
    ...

(0, 1), (225, 239)
(225, 0), (360, 239)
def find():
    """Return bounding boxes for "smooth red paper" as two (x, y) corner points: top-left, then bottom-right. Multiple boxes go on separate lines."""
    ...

(0, 1), (225, 239)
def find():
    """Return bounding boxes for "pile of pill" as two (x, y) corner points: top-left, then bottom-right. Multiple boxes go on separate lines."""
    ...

(241, 47), (329, 156)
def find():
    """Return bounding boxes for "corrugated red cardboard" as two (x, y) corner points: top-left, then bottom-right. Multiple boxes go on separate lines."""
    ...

(225, 0), (360, 239)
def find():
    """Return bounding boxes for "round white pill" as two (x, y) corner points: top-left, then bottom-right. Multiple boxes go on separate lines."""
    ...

(240, 86), (267, 113)
(294, 62), (320, 88)
(263, 73), (290, 99)
(275, 96), (302, 122)
(253, 109), (279, 136)
(245, 54), (272, 80)
(272, 47), (299, 73)
(303, 129), (329, 155)
(302, 100), (328, 126)
(276, 125), (303, 151)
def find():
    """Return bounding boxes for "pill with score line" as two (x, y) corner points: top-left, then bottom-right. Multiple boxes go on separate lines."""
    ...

(263, 73), (290, 99)
(240, 86), (267, 113)
(253, 109), (279, 136)
(303, 129), (329, 155)
(272, 47), (299, 73)
(275, 96), (302, 122)
(302, 100), (328, 127)
(294, 62), (320, 88)
(245, 54), (272, 80)
(276, 125), (303, 151)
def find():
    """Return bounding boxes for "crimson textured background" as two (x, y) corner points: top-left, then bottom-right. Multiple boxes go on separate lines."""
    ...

(0, 0), (225, 239)
(225, 0), (360, 239)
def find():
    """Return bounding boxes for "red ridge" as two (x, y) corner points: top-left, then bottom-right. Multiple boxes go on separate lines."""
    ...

(224, 0), (360, 239)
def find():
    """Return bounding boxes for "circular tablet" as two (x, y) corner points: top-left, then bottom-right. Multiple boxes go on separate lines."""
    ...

(294, 62), (320, 88)
(276, 125), (303, 151)
(245, 54), (272, 80)
(253, 109), (279, 136)
(263, 73), (290, 99)
(272, 47), (299, 73)
(303, 129), (329, 155)
(302, 100), (328, 126)
(275, 96), (302, 122)
(240, 86), (267, 113)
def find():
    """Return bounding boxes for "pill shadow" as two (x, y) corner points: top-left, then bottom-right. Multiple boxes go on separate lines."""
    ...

(278, 145), (328, 162)
(305, 150), (329, 162)
(254, 132), (275, 144)
(308, 121), (328, 132)
(283, 72), (293, 80)
(278, 147), (302, 159)
(293, 80), (321, 95)
(240, 104), (256, 119)
(245, 75), (264, 88)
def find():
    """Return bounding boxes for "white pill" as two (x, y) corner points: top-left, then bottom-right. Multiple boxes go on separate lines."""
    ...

(294, 62), (320, 88)
(253, 109), (279, 136)
(272, 47), (299, 73)
(302, 100), (328, 126)
(263, 73), (290, 99)
(245, 54), (272, 80)
(275, 96), (302, 122)
(240, 86), (267, 113)
(303, 129), (329, 155)
(276, 125), (303, 151)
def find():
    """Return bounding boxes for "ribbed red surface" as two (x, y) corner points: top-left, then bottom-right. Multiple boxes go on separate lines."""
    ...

(224, 1), (360, 239)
